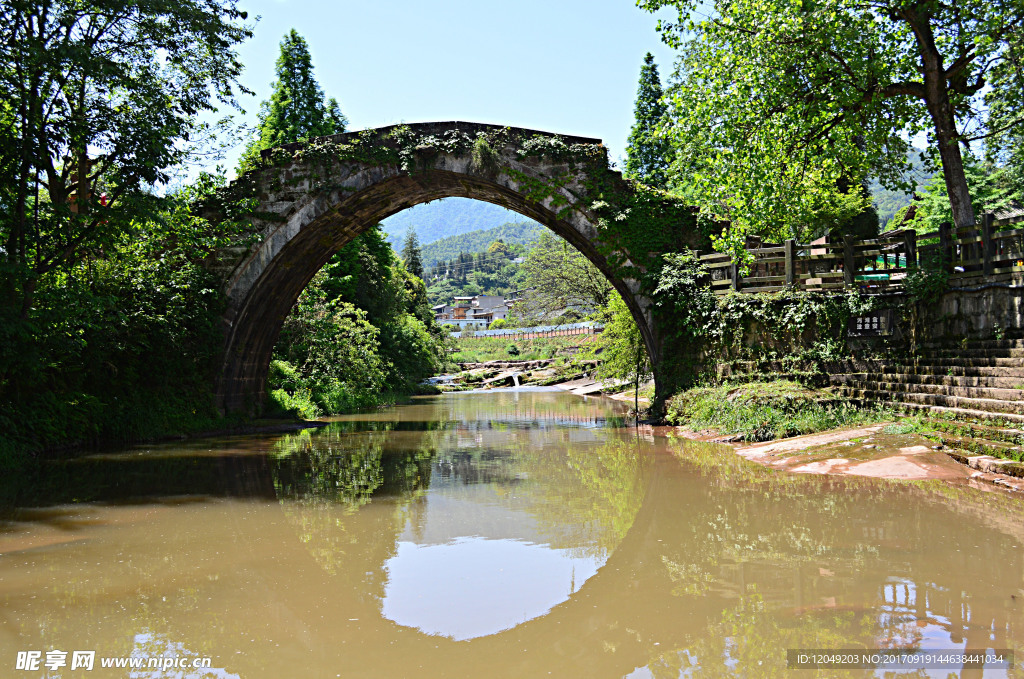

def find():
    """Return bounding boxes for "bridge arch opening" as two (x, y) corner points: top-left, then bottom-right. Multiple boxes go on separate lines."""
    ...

(214, 123), (675, 414)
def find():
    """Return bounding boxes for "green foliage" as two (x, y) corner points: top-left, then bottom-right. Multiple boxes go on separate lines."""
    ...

(269, 225), (448, 416)
(904, 265), (949, 306)
(986, 33), (1024, 199)
(400, 229), (424, 280)
(471, 135), (500, 174)
(511, 232), (612, 325)
(0, 183), (235, 463)
(507, 343), (520, 357)
(590, 293), (651, 409)
(273, 276), (389, 414)
(488, 318), (508, 330)
(641, 0), (1024, 236)
(450, 335), (584, 363)
(869, 149), (933, 226)
(417, 221), (540, 267)
(237, 30), (346, 174)
(424, 228), (535, 305)
(666, 381), (876, 441)
(906, 155), (1016, 231)
(625, 53), (671, 188)
(650, 248), (882, 395)
(0, 0), (253, 317)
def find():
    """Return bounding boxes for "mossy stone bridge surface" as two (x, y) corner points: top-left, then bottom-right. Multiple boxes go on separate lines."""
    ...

(209, 121), (701, 413)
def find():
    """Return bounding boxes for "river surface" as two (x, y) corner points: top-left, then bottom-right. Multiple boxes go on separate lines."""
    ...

(1, 389), (1022, 678)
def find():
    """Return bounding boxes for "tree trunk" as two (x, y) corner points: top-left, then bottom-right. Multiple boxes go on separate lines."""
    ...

(906, 7), (976, 229)
(929, 101), (976, 229)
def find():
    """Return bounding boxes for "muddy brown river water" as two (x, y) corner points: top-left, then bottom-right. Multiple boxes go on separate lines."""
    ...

(1, 389), (1022, 677)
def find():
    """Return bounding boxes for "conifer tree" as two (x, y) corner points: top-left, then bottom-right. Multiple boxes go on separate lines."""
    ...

(238, 29), (347, 174)
(624, 53), (671, 188)
(400, 230), (424, 280)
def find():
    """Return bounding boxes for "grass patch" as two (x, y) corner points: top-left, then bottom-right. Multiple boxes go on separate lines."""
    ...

(450, 335), (595, 363)
(666, 380), (884, 442)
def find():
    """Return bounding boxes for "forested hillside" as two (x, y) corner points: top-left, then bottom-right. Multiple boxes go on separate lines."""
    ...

(426, 239), (528, 307)
(381, 198), (533, 246)
(868, 149), (932, 227)
(420, 222), (544, 267)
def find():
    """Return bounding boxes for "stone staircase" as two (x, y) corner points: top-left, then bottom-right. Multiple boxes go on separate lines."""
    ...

(830, 337), (1024, 466)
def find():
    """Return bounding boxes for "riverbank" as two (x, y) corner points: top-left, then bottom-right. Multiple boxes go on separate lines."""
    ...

(671, 417), (1024, 493)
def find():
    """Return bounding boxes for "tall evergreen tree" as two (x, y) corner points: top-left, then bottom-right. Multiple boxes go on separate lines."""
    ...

(237, 29), (347, 174)
(400, 230), (424, 280)
(624, 53), (671, 188)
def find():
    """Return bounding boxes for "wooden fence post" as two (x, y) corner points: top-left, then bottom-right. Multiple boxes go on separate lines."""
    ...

(842, 236), (855, 287)
(939, 221), (953, 272)
(730, 262), (740, 292)
(982, 212), (995, 277)
(902, 230), (917, 270)
(784, 239), (796, 286)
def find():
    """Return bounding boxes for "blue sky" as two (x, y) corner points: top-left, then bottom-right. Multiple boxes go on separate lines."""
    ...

(221, 0), (679, 173)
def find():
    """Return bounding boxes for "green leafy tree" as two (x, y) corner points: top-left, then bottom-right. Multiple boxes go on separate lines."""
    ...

(986, 32), (1024, 198)
(237, 29), (346, 174)
(625, 53), (671, 188)
(592, 293), (651, 417)
(400, 229), (424, 280)
(512, 233), (611, 325)
(0, 0), (252, 315)
(908, 155), (1015, 230)
(640, 0), (1024, 243)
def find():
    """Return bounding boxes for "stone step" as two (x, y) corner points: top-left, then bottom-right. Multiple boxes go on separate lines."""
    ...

(832, 372), (1024, 389)
(922, 417), (1024, 446)
(907, 357), (1024, 368)
(867, 364), (1024, 379)
(831, 376), (1024, 402)
(925, 340), (1024, 350)
(835, 386), (1024, 417)
(928, 432), (1024, 461)
(922, 347), (1024, 359)
(875, 399), (1024, 425)
(922, 336), (1024, 350)
(943, 450), (1024, 478)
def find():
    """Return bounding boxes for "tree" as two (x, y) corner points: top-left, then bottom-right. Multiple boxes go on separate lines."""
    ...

(986, 32), (1024, 198)
(237, 29), (347, 174)
(640, 0), (1024, 239)
(625, 53), (671, 188)
(0, 0), (253, 315)
(400, 229), (424, 280)
(909, 155), (1015, 230)
(592, 293), (651, 419)
(512, 233), (611, 326)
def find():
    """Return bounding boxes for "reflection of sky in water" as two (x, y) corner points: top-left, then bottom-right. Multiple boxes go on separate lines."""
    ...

(129, 633), (240, 679)
(382, 537), (603, 641)
(381, 471), (610, 641)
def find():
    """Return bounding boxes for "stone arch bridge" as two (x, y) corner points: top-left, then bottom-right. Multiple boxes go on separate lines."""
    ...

(208, 122), (701, 413)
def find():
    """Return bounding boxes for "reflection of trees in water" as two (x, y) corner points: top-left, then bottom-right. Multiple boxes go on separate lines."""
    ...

(642, 592), (858, 679)
(508, 436), (649, 557)
(268, 422), (444, 578)
(267, 413), (649, 571)
(636, 438), (1024, 677)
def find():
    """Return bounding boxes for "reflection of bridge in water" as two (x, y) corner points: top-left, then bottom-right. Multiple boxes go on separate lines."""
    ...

(217, 448), (1024, 677)
(6, 410), (1023, 677)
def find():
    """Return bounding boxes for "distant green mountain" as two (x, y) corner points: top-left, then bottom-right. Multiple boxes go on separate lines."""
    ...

(420, 222), (545, 268)
(870, 149), (934, 226)
(381, 197), (534, 247)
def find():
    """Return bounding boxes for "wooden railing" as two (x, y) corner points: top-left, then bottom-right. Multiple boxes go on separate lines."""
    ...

(700, 212), (1024, 296)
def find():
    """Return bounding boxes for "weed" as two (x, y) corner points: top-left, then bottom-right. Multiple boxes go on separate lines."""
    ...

(665, 380), (886, 442)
